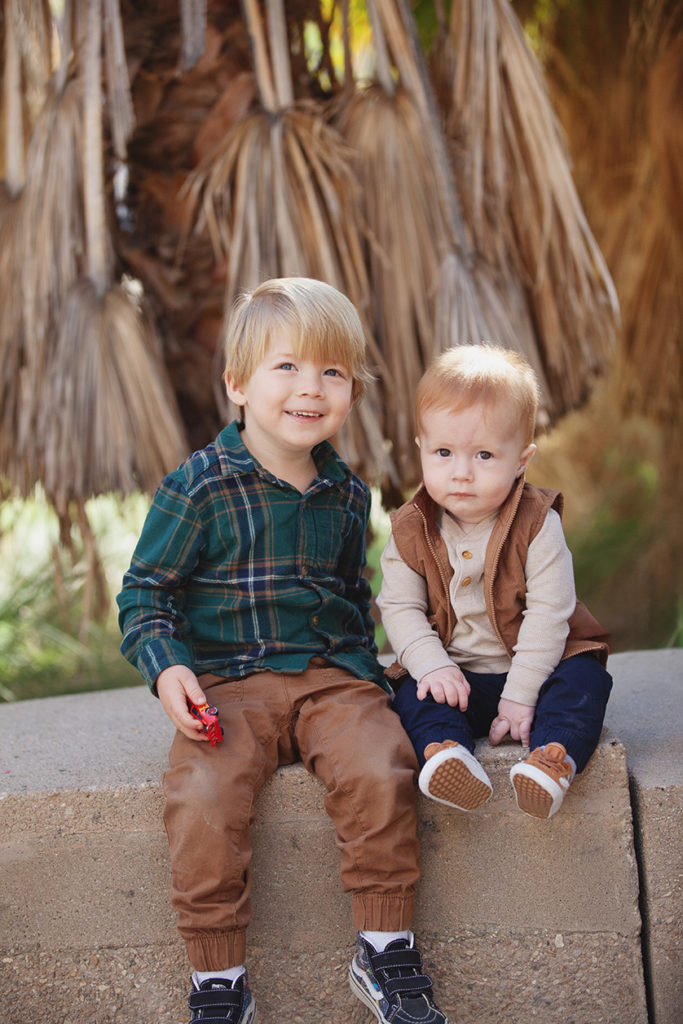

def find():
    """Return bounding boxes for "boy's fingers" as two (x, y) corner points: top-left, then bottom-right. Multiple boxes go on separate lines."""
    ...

(185, 686), (208, 709)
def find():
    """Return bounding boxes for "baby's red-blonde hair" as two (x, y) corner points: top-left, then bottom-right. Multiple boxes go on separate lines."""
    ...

(415, 345), (540, 445)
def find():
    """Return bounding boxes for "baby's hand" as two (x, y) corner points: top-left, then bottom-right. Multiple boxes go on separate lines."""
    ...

(489, 697), (534, 748)
(156, 665), (210, 741)
(417, 666), (470, 710)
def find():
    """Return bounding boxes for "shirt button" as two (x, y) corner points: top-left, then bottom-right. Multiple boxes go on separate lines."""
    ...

(312, 615), (319, 626)
(462, 550), (473, 559)
(462, 577), (472, 587)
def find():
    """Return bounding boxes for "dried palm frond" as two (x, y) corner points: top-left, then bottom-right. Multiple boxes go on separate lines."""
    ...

(102, 0), (135, 159)
(3, 0), (25, 193)
(0, 0), (84, 491)
(40, 278), (188, 511)
(619, 207), (682, 430)
(441, 0), (619, 416)
(0, 0), (26, 475)
(615, 27), (683, 435)
(6, 0), (186, 515)
(336, 82), (451, 483)
(336, 0), (525, 488)
(6, 0), (53, 134)
(183, 0), (394, 484)
(0, 185), (24, 485)
(18, 77), (84, 367)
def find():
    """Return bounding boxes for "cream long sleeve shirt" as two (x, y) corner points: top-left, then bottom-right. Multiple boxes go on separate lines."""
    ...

(377, 506), (577, 707)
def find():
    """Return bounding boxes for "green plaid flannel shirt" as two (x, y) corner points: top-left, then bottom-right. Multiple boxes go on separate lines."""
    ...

(117, 421), (388, 693)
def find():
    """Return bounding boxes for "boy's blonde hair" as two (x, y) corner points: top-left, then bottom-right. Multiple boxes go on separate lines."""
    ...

(223, 277), (373, 401)
(416, 344), (540, 445)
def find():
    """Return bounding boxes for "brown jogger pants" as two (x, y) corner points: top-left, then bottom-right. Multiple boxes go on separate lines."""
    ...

(162, 662), (421, 970)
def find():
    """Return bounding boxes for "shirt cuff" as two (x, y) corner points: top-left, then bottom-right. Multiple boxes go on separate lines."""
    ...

(499, 665), (548, 707)
(137, 639), (194, 694)
(401, 640), (457, 684)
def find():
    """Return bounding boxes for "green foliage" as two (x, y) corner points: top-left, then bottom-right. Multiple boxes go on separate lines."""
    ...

(367, 493), (392, 653)
(0, 493), (146, 701)
(566, 455), (659, 592)
(411, 0), (444, 54)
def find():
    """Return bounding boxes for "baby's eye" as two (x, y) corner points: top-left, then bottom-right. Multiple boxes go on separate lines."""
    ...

(477, 450), (493, 461)
(436, 448), (451, 458)
(277, 362), (296, 371)
(323, 367), (345, 378)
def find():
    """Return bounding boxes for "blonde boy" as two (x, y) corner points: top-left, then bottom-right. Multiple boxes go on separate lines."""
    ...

(378, 345), (611, 820)
(118, 279), (448, 1024)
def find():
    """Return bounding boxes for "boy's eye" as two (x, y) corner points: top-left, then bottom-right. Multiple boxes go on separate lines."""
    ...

(477, 451), (493, 461)
(277, 362), (296, 371)
(324, 367), (343, 377)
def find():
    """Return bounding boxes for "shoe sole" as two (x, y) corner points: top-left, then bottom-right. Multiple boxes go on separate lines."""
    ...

(511, 773), (555, 818)
(349, 963), (388, 1023)
(419, 752), (492, 811)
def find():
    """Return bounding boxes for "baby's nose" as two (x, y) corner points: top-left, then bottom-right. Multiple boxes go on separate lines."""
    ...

(451, 457), (473, 480)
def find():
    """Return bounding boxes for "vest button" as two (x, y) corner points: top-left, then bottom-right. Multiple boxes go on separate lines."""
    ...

(462, 576), (472, 587)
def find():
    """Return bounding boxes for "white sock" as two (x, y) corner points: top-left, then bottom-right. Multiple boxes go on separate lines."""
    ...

(361, 929), (412, 952)
(193, 965), (245, 986)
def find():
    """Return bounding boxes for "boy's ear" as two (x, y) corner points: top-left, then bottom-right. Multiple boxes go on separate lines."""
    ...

(225, 373), (247, 407)
(517, 443), (536, 476)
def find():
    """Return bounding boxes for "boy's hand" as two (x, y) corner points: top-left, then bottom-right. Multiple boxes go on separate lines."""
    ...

(417, 666), (470, 710)
(489, 698), (534, 747)
(156, 666), (211, 741)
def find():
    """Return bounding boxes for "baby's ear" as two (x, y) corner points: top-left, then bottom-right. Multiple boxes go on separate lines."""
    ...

(517, 443), (536, 475)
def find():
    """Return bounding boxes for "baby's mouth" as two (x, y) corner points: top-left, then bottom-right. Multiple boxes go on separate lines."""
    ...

(287, 410), (323, 419)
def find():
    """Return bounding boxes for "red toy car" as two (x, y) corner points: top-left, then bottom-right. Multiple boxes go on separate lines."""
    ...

(188, 700), (224, 746)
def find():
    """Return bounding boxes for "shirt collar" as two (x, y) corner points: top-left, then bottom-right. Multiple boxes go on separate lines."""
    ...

(214, 420), (349, 486)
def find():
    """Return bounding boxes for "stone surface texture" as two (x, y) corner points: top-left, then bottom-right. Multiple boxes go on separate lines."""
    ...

(2, 648), (680, 1023)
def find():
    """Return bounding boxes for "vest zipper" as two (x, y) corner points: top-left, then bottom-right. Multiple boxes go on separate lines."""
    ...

(414, 504), (456, 641)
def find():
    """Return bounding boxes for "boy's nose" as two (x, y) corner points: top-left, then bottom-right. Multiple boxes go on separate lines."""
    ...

(297, 371), (324, 396)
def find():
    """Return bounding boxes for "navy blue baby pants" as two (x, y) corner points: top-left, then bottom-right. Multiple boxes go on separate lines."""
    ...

(392, 653), (612, 772)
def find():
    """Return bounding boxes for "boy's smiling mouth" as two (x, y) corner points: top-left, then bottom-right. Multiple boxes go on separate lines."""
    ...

(287, 410), (323, 418)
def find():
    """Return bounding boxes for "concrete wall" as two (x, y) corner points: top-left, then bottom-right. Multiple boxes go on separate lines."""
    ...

(1, 649), (679, 1024)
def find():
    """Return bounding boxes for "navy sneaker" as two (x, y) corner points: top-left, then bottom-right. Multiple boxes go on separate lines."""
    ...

(349, 933), (448, 1023)
(187, 971), (256, 1023)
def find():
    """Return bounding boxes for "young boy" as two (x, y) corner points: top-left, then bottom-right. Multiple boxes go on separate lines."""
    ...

(117, 278), (448, 1024)
(378, 345), (612, 821)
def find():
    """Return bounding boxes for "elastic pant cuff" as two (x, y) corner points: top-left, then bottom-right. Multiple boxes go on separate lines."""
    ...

(181, 927), (248, 972)
(352, 890), (415, 932)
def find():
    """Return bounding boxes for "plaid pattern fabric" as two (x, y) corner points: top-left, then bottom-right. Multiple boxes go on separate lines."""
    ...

(117, 421), (388, 692)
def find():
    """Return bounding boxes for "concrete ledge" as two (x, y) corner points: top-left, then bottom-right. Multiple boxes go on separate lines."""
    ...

(604, 649), (682, 1024)
(2, 652), (676, 1023)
